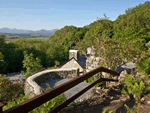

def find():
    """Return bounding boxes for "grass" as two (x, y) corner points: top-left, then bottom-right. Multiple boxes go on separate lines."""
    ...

(5, 37), (49, 43)
(44, 66), (59, 70)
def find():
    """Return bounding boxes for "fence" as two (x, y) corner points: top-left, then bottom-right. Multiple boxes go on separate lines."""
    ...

(0, 66), (120, 113)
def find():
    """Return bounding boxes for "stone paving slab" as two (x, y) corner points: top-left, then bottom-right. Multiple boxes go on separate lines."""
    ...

(117, 62), (136, 73)
(39, 78), (95, 104)
(1, 72), (26, 82)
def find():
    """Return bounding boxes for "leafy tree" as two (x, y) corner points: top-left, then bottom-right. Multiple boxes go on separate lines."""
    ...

(14, 39), (48, 68)
(21, 51), (43, 79)
(136, 58), (150, 76)
(76, 14), (113, 54)
(0, 74), (24, 104)
(113, 1), (150, 42)
(0, 52), (7, 73)
(0, 35), (6, 42)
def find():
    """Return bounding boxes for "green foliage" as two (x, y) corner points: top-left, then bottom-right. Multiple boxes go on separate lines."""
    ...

(88, 35), (145, 71)
(124, 104), (135, 113)
(0, 35), (6, 42)
(113, 1), (150, 42)
(3, 83), (65, 113)
(136, 58), (150, 76)
(84, 74), (106, 87)
(0, 74), (24, 105)
(76, 12), (147, 72)
(0, 40), (22, 73)
(76, 15), (113, 54)
(0, 52), (7, 73)
(102, 108), (113, 113)
(14, 39), (48, 67)
(44, 67), (59, 70)
(21, 51), (43, 79)
(54, 60), (60, 66)
(122, 74), (146, 102)
(47, 25), (88, 64)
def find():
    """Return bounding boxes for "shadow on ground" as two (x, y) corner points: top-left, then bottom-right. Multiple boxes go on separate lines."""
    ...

(61, 87), (136, 113)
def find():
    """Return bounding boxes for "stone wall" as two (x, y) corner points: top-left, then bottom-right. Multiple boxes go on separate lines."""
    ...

(24, 68), (79, 98)
(86, 56), (100, 72)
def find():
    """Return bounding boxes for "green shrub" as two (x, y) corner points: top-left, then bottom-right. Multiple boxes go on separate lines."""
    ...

(21, 51), (43, 79)
(0, 74), (24, 105)
(136, 58), (150, 76)
(3, 82), (65, 113)
(84, 74), (106, 87)
(102, 108), (113, 113)
(122, 74), (146, 102)
(124, 104), (135, 113)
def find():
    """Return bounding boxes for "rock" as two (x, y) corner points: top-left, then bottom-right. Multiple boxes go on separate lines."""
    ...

(147, 101), (150, 104)
(87, 47), (92, 55)
(110, 96), (113, 100)
(101, 93), (106, 98)
(110, 100), (120, 104)
(140, 75), (146, 79)
(135, 74), (141, 78)
(102, 72), (109, 78)
(107, 82), (120, 87)
(103, 89), (109, 93)
(120, 97), (128, 102)
(113, 96), (120, 100)
(95, 57), (100, 62)
(93, 61), (99, 65)
(95, 87), (101, 90)
(90, 56), (94, 60)
(141, 97), (145, 102)
(96, 90), (101, 94)
(120, 70), (127, 77)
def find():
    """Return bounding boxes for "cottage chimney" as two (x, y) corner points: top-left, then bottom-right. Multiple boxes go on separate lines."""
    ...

(69, 50), (79, 60)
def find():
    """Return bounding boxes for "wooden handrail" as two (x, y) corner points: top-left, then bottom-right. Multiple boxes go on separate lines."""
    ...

(0, 67), (120, 113)
(49, 78), (118, 113)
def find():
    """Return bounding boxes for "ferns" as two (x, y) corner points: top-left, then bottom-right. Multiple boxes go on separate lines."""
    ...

(122, 74), (146, 102)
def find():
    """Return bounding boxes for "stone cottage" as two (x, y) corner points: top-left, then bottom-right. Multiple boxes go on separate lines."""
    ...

(61, 47), (136, 75)
(61, 50), (86, 74)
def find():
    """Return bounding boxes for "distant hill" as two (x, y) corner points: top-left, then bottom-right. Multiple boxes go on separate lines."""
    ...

(0, 27), (59, 36)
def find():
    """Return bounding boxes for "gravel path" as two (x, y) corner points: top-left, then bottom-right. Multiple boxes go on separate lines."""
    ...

(1, 72), (26, 82)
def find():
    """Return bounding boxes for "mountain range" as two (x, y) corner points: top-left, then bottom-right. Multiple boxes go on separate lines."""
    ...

(0, 27), (59, 36)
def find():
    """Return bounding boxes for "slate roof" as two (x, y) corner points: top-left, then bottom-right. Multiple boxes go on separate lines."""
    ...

(77, 55), (86, 69)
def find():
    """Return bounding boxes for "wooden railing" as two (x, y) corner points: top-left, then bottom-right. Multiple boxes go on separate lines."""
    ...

(0, 67), (120, 113)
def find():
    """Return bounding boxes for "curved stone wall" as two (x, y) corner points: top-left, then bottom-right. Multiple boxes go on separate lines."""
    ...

(24, 68), (79, 98)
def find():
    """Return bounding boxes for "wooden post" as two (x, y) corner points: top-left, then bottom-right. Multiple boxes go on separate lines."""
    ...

(77, 68), (79, 77)
(0, 102), (4, 113)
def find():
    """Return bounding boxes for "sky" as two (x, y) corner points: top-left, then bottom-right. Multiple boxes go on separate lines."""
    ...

(0, 0), (148, 31)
